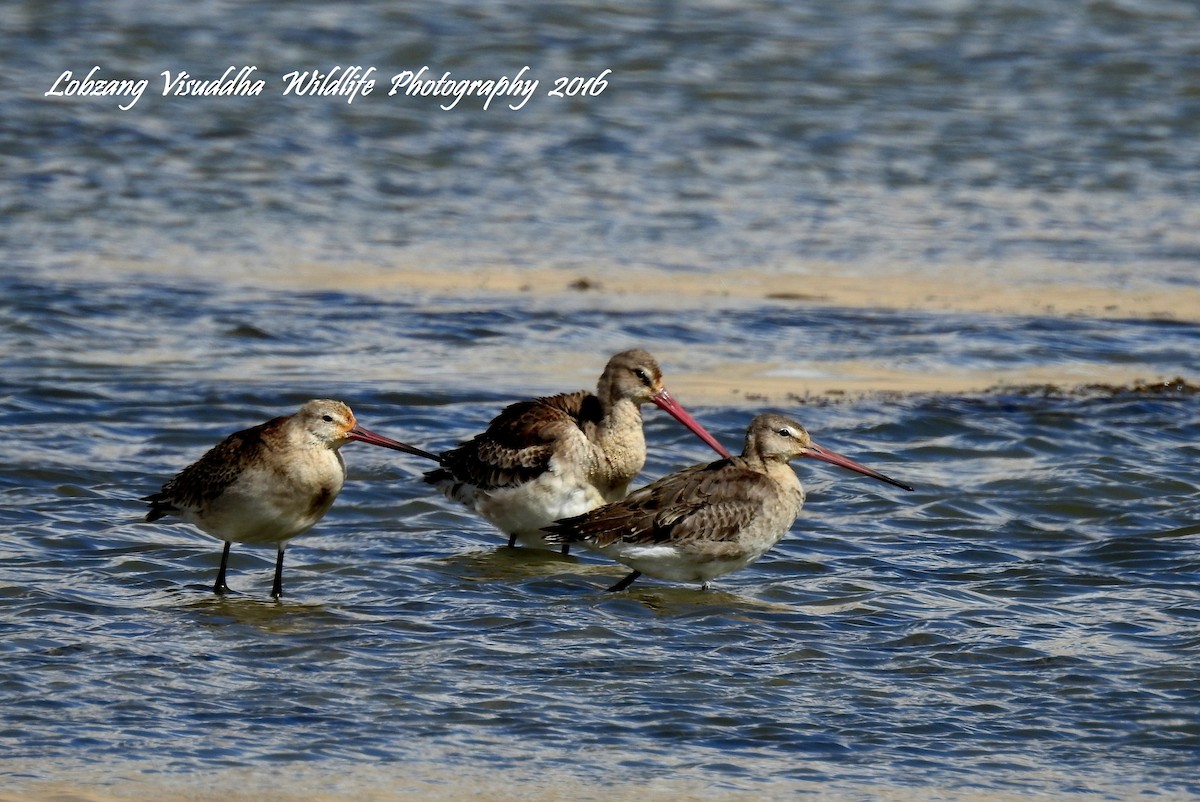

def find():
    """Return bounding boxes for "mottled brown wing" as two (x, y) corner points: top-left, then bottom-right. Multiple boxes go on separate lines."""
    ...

(143, 418), (277, 521)
(545, 457), (775, 547)
(426, 391), (601, 490)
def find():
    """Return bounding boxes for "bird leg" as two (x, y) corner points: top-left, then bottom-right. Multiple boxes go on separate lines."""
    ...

(213, 542), (232, 594)
(506, 533), (518, 548)
(271, 546), (285, 599)
(605, 570), (642, 593)
(560, 543), (570, 556)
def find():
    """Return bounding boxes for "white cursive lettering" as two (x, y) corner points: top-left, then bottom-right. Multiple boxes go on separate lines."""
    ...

(45, 66), (149, 111)
(280, 65), (376, 105)
(388, 65), (539, 111)
(161, 66), (265, 98)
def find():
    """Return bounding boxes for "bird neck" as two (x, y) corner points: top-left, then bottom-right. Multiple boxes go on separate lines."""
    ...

(740, 449), (769, 472)
(744, 451), (800, 480)
(765, 458), (801, 486)
(591, 396), (647, 490)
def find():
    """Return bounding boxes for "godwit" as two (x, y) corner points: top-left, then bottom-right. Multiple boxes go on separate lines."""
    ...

(424, 348), (732, 553)
(543, 412), (912, 591)
(144, 399), (438, 598)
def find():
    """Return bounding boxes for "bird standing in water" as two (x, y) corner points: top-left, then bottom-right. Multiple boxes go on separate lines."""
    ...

(144, 399), (438, 598)
(424, 349), (731, 553)
(543, 412), (912, 591)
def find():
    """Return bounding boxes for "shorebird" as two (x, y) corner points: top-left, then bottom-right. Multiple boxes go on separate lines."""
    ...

(424, 348), (732, 553)
(543, 412), (912, 591)
(144, 399), (439, 598)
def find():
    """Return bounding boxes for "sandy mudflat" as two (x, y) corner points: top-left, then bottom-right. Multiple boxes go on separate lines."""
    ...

(237, 259), (1196, 401)
(252, 259), (1199, 324)
(109, 256), (1200, 400)
(3, 771), (1190, 802)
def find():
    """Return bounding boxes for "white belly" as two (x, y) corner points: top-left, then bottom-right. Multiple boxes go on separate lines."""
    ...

(598, 541), (775, 583)
(185, 462), (343, 548)
(476, 472), (607, 550)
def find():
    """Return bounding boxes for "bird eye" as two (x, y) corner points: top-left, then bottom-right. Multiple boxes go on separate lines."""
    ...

(322, 415), (334, 423)
(777, 428), (793, 438)
(633, 368), (651, 385)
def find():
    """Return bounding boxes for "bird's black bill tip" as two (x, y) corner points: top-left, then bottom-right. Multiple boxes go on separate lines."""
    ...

(804, 441), (913, 493)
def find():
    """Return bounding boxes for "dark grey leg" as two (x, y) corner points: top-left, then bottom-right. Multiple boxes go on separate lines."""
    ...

(271, 546), (285, 599)
(213, 542), (232, 594)
(605, 570), (642, 593)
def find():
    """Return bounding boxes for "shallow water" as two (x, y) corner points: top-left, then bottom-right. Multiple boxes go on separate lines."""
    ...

(3, 275), (1198, 800)
(2, 1), (1200, 800)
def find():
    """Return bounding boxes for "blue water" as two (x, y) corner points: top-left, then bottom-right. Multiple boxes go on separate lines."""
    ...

(2, 1), (1199, 800)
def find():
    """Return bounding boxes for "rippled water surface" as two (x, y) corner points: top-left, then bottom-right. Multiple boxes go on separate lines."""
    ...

(2, 1), (1199, 799)
(4, 279), (1198, 801)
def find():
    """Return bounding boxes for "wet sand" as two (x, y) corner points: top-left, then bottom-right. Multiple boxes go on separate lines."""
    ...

(232, 259), (1198, 402)
(324, 261), (1197, 325)
(4, 768), (1192, 802)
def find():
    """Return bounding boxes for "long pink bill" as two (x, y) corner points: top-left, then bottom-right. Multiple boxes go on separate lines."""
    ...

(804, 440), (913, 491)
(348, 425), (441, 463)
(651, 390), (733, 459)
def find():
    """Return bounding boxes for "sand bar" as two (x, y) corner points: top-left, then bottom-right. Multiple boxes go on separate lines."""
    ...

(309, 261), (1197, 400)
(95, 256), (1197, 399)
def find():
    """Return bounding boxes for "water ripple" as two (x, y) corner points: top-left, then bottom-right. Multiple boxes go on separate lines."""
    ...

(4, 0), (1200, 797)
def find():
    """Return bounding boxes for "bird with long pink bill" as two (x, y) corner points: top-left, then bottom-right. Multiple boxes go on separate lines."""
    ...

(144, 399), (439, 599)
(424, 348), (731, 554)
(543, 412), (912, 592)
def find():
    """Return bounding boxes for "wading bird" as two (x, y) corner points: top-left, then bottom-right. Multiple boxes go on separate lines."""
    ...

(424, 349), (732, 553)
(144, 399), (438, 598)
(543, 412), (912, 591)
